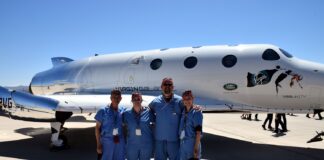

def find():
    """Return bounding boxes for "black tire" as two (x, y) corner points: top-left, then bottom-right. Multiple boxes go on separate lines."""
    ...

(59, 134), (68, 146)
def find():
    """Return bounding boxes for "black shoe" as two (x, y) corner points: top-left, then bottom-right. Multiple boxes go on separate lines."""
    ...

(262, 125), (266, 130)
(268, 126), (274, 131)
(282, 129), (288, 132)
(273, 130), (279, 134)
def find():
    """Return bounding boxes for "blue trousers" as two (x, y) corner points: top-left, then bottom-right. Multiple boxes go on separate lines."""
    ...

(101, 137), (125, 160)
(126, 143), (153, 160)
(155, 140), (179, 160)
(179, 139), (201, 160)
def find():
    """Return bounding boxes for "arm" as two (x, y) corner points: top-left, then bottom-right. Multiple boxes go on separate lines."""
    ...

(95, 121), (102, 154)
(148, 101), (156, 124)
(194, 131), (201, 159)
(193, 111), (203, 159)
(148, 100), (155, 113)
(122, 112), (128, 140)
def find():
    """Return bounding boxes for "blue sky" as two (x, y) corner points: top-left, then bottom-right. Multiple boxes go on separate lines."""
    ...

(0, 0), (323, 86)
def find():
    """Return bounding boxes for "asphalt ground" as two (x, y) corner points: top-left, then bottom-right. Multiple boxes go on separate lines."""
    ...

(0, 111), (323, 160)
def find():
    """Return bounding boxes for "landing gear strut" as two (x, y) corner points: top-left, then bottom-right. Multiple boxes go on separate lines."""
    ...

(50, 111), (73, 150)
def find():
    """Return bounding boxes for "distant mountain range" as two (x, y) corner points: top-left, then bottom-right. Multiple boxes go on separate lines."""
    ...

(5, 86), (29, 93)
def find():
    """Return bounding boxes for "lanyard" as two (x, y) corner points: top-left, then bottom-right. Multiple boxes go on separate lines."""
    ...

(107, 105), (119, 127)
(182, 112), (188, 130)
(113, 110), (118, 127)
(182, 107), (192, 130)
(132, 108), (143, 128)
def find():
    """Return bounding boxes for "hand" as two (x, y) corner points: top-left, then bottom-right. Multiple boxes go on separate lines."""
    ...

(97, 144), (102, 154)
(193, 145), (199, 158)
(193, 105), (202, 111)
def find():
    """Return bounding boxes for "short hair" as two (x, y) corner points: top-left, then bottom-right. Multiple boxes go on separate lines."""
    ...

(111, 89), (121, 96)
(161, 77), (173, 85)
(182, 90), (193, 98)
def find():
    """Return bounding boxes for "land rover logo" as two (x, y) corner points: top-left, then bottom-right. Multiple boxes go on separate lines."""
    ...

(223, 83), (238, 91)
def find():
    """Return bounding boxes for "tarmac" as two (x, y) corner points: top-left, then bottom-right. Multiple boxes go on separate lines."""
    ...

(0, 111), (324, 160)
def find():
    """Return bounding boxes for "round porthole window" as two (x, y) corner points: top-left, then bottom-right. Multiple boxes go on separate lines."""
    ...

(184, 56), (198, 69)
(222, 55), (237, 68)
(150, 58), (162, 70)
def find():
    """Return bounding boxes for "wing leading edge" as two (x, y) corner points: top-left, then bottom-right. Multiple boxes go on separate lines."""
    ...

(1, 86), (157, 114)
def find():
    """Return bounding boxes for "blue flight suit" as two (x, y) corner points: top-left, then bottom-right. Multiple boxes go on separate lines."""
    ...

(123, 107), (154, 160)
(179, 108), (203, 160)
(95, 106), (126, 160)
(149, 94), (184, 160)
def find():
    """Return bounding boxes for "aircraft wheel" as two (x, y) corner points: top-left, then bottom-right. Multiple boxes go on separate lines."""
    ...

(50, 135), (70, 151)
(59, 134), (68, 146)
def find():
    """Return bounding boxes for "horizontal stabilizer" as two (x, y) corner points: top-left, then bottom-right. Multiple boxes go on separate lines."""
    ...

(12, 91), (59, 110)
(51, 57), (74, 67)
(0, 86), (59, 112)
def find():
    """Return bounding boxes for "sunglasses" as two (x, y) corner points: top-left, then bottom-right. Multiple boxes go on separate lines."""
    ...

(163, 83), (173, 86)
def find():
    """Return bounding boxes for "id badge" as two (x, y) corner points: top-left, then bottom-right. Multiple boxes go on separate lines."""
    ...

(180, 130), (185, 139)
(113, 128), (119, 136)
(135, 128), (142, 136)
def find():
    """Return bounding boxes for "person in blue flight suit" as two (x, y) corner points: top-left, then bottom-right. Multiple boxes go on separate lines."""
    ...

(149, 77), (184, 160)
(179, 90), (203, 160)
(95, 89), (126, 160)
(123, 92), (154, 160)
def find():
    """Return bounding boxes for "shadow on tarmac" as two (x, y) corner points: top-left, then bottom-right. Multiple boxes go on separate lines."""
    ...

(0, 126), (323, 160)
(0, 110), (95, 123)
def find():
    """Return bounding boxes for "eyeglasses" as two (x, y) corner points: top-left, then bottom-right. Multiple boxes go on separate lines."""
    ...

(163, 83), (173, 86)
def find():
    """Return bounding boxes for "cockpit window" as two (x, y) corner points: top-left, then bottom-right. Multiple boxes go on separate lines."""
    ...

(279, 48), (293, 58)
(262, 49), (280, 61)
